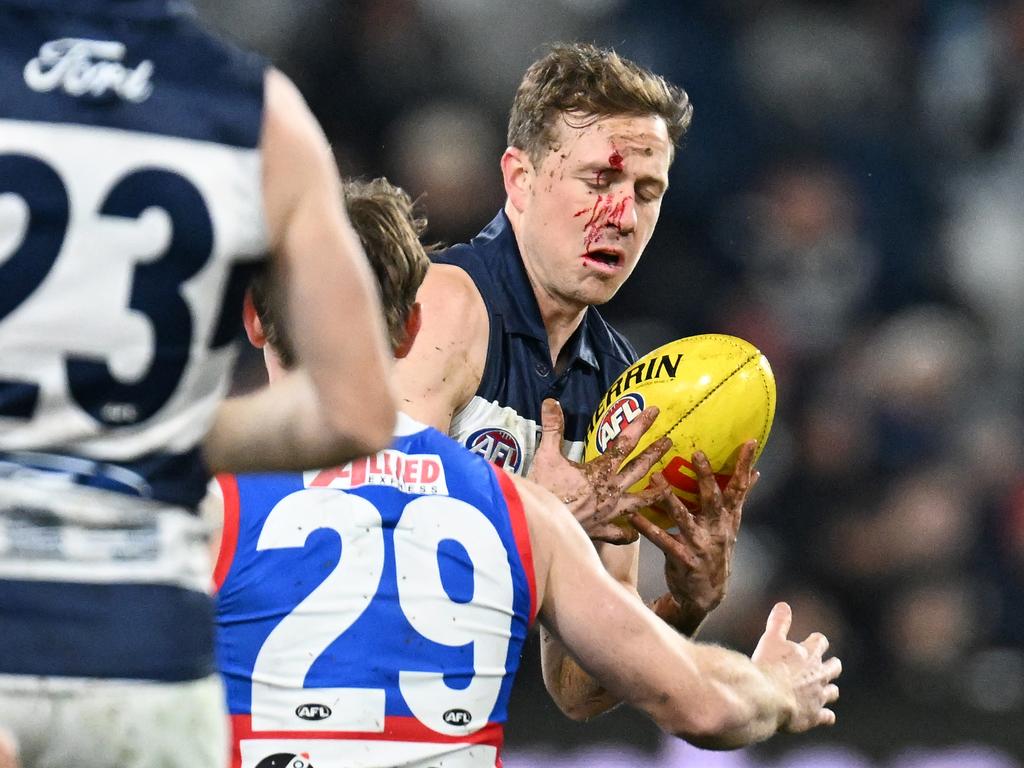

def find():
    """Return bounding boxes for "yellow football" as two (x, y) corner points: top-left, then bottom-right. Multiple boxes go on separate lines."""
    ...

(584, 334), (776, 529)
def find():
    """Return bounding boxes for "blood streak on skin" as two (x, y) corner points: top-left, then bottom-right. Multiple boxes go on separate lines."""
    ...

(593, 150), (625, 187)
(574, 194), (633, 254)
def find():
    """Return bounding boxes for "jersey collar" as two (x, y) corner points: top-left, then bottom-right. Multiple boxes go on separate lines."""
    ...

(472, 210), (600, 371)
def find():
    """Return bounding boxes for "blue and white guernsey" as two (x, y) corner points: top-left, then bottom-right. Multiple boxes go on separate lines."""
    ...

(0, 0), (268, 682)
(214, 414), (537, 768)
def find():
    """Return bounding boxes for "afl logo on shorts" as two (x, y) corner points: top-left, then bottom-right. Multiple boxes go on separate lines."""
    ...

(465, 428), (522, 472)
(595, 394), (645, 454)
(255, 753), (314, 768)
(443, 708), (473, 726)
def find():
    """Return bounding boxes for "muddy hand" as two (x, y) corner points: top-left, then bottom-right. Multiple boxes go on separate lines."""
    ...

(529, 398), (671, 544)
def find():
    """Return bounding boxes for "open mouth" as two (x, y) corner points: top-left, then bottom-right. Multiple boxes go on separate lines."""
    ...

(582, 249), (624, 271)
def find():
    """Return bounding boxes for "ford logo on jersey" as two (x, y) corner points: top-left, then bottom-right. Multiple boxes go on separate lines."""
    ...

(594, 394), (645, 454)
(295, 703), (332, 721)
(465, 428), (522, 472)
(24, 38), (155, 103)
(443, 708), (473, 726)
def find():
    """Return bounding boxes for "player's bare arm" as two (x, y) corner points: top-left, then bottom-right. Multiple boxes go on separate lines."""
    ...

(539, 464), (756, 719)
(540, 528), (641, 720)
(0, 728), (18, 768)
(534, 401), (758, 718)
(517, 475), (840, 749)
(203, 68), (396, 473)
(393, 263), (488, 431)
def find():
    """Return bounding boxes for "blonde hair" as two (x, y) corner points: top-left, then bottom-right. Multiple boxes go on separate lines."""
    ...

(345, 178), (431, 351)
(250, 177), (430, 367)
(508, 42), (693, 165)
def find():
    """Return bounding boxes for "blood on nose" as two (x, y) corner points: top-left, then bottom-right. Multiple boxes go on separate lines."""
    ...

(577, 193), (635, 252)
(608, 195), (636, 233)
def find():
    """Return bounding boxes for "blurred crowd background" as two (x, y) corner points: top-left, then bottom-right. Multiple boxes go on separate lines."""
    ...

(194, 0), (1024, 765)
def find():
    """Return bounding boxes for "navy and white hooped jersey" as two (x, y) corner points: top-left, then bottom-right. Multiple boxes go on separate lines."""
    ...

(0, 0), (267, 682)
(214, 414), (537, 768)
(433, 211), (638, 476)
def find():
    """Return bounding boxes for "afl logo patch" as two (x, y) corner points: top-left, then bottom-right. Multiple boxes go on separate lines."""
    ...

(466, 428), (522, 472)
(443, 708), (473, 726)
(295, 703), (332, 721)
(595, 394), (645, 454)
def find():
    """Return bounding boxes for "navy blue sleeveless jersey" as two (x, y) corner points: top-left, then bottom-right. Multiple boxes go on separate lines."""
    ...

(433, 211), (638, 475)
(0, 0), (267, 682)
(214, 415), (536, 768)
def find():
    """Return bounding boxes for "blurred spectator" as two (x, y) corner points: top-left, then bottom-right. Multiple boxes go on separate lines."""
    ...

(385, 100), (504, 244)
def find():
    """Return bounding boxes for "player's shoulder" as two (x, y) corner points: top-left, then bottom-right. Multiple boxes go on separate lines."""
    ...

(421, 262), (481, 302)
(417, 263), (487, 337)
(165, 10), (267, 84)
(430, 211), (513, 300)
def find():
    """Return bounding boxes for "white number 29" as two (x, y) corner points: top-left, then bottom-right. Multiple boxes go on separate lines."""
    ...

(249, 489), (515, 737)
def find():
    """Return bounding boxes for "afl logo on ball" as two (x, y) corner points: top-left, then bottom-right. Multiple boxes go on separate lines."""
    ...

(595, 394), (645, 454)
(466, 428), (522, 472)
(255, 753), (314, 768)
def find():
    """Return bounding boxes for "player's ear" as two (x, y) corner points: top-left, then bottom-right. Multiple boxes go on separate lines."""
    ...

(242, 289), (267, 349)
(501, 146), (534, 213)
(394, 302), (422, 360)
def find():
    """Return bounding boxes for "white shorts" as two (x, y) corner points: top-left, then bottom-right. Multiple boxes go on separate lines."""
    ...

(0, 674), (227, 768)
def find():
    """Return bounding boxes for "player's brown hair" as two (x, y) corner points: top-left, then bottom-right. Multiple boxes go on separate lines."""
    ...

(507, 42), (694, 166)
(250, 177), (430, 368)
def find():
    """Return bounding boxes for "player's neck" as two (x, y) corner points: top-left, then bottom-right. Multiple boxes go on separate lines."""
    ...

(535, 290), (586, 371)
(264, 348), (288, 384)
(505, 201), (587, 368)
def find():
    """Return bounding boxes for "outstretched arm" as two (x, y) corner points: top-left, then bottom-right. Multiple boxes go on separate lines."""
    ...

(539, 540), (638, 720)
(534, 405), (758, 718)
(203, 68), (395, 473)
(518, 475), (840, 749)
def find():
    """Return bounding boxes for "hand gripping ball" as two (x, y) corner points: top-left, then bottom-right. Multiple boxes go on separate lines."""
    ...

(584, 334), (776, 529)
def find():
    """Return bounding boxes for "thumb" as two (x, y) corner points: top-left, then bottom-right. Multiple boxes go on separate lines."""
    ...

(537, 398), (566, 455)
(765, 602), (793, 640)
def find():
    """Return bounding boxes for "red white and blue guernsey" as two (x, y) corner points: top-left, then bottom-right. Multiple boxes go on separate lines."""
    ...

(0, 0), (267, 683)
(214, 413), (537, 768)
(433, 211), (637, 476)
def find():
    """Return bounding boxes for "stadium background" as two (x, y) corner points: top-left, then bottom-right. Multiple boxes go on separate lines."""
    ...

(194, 1), (1024, 765)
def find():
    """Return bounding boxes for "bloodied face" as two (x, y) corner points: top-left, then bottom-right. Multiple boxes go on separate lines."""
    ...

(515, 113), (672, 311)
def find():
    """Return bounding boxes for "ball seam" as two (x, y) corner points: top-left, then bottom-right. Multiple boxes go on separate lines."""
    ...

(664, 350), (762, 438)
